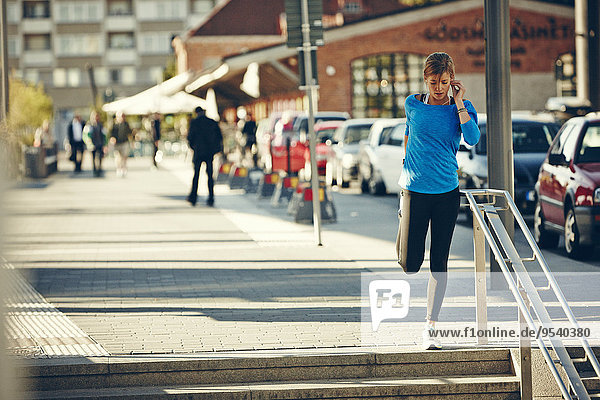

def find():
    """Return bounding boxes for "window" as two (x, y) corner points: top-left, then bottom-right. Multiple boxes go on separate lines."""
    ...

(511, 123), (558, 153)
(53, 68), (67, 87)
(24, 34), (51, 51)
(107, 0), (132, 16)
(110, 69), (121, 84)
(560, 126), (580, 163)
(139, 32), (173, 54)
(577, 125), (600, 163)
(57, 34), (101, 56)
(137, 0), (185, 21)
(476, 122), (560, 155)
(109, 32), (135, 49)
(55, 2), (102, 23)
(122, 67), (136, 85)
(343, 1), (362, 14)
(23, 1), (50, 18)
(8, 37), (19, 56)
(7, 2), (19, 23)
(67, 68), (81, 87)
(94, 67), (109, 86)
(351, 53), (425, 118)
(385, 124), (406, 147)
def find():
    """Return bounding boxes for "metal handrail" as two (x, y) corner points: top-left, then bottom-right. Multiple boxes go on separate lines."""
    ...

(464, 189), (599, 400)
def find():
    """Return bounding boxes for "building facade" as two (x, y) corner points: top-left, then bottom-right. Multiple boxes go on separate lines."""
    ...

(7, 0), (219, 143)
(178, 0), (577, 121)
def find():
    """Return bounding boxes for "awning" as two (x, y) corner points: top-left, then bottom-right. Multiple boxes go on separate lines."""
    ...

(184, 45), (300, 109)
(102, 71), (206, 115)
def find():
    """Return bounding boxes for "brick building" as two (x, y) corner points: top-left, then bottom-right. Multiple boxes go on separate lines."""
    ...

(176, 0), (576, 120)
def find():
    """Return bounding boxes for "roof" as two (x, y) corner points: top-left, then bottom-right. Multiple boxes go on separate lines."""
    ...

(188, 0), (285, 37)
(187, 0), (412, 38)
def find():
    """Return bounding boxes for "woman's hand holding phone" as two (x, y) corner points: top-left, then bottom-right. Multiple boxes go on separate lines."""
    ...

(450, 79), (466, 101)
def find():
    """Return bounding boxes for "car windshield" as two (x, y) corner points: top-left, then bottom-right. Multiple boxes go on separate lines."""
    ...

(316, 128), (336, 143)
(344, 124), (373, 144)
(382, 124), (406, 146)
(475, 122), (559, 155)
(577, 124), (600, 163)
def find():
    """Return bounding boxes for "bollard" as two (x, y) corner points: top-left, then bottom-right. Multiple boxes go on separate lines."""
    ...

(228, 165), (249, 190)
(216, 162), (233, 184)
(245, 167), (264, 194)
(271, 175), (299, 207)
(290, 182), (336, 224)
(257, 172), (280, 199)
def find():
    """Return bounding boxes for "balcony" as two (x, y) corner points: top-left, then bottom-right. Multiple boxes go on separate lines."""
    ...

(106, 49), (136, 65)
(105, 15), (136, 31)
(23, 50), (53, 67)
(21, 19), (52, 33)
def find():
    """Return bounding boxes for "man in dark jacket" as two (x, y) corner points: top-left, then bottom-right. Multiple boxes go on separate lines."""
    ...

(67, 113), (86, 172)
(187, 107), (223, 206)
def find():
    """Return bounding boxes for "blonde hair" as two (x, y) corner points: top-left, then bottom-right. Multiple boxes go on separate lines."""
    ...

(423, 52), (455, 79)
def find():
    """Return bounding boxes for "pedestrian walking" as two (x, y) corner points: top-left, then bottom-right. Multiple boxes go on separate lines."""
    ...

(85, 111), (106, 177)
(110, 111), (133, 177)
(67, 114), (86, 173)
(186, 107), (223, 207)
(396, 52), (480, 350)
(241, 111), (257, 167)
(151, 112), (161, 169)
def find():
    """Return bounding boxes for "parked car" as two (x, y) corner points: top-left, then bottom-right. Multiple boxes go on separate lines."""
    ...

(534, 114), (600, 259)
(303, 120), (344, 178)
(328, 118), (378, 187)
(293, 111), (350, 140)
(458, 114), (561, 216)
(270, 111), (349, 174)
(358, 118), (406, 195)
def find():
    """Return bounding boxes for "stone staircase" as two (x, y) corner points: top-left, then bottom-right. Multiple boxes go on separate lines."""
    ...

(22, 347), (521, 399)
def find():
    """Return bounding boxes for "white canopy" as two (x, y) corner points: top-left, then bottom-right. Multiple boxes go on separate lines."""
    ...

(102, 72), (207, 115)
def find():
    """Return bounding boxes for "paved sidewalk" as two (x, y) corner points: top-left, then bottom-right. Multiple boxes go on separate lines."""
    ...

(3, 154), (599, 358)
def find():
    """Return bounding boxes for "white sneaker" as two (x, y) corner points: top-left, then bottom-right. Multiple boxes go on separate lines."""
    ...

(422, 325), (442, 350)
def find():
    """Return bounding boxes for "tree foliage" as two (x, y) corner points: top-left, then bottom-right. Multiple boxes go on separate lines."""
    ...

(7, 77), (53, 139)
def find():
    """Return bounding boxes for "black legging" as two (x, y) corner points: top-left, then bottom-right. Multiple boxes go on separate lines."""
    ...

(397, 186), (460, 322)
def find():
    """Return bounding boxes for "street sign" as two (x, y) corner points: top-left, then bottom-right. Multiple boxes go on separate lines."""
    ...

(298, 49), (318, 88)
(285, 0), (324, 48)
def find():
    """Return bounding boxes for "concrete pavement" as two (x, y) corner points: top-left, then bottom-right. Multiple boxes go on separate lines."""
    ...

(3, 153), (600, 359)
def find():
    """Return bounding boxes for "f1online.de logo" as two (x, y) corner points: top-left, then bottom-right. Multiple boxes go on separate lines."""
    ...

(369, 280), (411, 331)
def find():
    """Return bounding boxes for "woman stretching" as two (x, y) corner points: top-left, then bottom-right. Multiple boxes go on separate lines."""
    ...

(398, 52), (480, 350)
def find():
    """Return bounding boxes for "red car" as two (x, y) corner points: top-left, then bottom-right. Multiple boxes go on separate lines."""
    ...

(303, 120), (343, 176)
(534, 114), (600, 258)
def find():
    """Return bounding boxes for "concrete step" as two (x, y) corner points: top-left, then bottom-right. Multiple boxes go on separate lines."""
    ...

(28, 374), (521, 399)
(22, 348), (513, 392)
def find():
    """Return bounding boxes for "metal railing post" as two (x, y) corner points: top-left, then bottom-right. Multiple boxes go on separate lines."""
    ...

(473, 210), (488, 345)
(519, 283), (533, 400)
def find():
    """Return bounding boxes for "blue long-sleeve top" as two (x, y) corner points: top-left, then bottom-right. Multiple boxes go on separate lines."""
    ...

(399, 94), (480, 194)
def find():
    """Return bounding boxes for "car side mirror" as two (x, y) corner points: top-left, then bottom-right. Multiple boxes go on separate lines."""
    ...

(548, 153), (567, 166)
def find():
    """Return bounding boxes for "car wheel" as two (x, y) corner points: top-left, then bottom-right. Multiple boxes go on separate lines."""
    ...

(564, 208), (593, 259)
(533, 201), (559, 248)
(368, 178), (386, 196)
